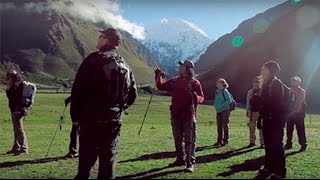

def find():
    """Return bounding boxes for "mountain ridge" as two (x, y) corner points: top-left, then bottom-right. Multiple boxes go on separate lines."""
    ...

(0, 0), (158, 85)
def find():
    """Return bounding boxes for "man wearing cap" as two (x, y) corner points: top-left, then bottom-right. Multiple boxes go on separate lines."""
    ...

(246, 76), (264, 148)
(258, 61), (287, 179)
(71, 28), (137, 179)
(155, 60), (204, 173)
(285, 76), (307, 152)
(5, 70), (29, 155)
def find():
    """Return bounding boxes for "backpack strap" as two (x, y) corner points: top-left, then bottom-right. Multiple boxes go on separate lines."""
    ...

(222, 89), (227, 101)
(187, 78), (196, 104)
(187, 78), (195, 92)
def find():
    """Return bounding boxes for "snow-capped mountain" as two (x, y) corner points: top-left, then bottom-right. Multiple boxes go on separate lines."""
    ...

(142, 18), (213, 75)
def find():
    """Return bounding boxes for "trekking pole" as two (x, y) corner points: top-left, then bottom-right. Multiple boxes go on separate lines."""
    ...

(309, 113), (311, 125)
(138, 93), (153, 135)
(45, 105), (67, 158)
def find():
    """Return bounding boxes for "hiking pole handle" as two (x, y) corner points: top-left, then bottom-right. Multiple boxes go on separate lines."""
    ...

(138, 93), (153, 135)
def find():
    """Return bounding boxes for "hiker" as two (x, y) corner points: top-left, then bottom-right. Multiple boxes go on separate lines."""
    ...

(285, 76), (307, 152)
(258, 61), (287, 179)
(64, 95), (80, 158)
(5, 70), (36, 155)
(213, 78), (233, 147)
(155, 60), (204, 173)
(71, 28), (137, 179)
(246, 76), (264, 148)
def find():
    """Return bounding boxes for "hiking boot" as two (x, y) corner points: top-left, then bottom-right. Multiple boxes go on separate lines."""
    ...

(258, 166), (271, 176)
(221, 141), (228, 147)
(14, 150), (29, 156)
(247, 143), (256, 148)
(6, 149), (19, 154)
(213, 142), (222, 147)
(169, 160), (185, 167)
(299, 144), (307, 152)
(268, 173), (285, 179)
(284, 143), (292, 150)
(65, 152), (79, 158)
(185, 165), (194, 173)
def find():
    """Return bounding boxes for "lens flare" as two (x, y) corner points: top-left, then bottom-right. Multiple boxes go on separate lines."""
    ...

(232, 36), (244, 48)
(296, 5), (320, 29)
(301, 37), (320, 90)
(253, 18), (270, 34)
(291, 0), (302, 4)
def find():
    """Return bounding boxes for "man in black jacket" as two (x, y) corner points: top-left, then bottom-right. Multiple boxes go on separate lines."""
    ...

(258, 61), (287, 179)
(71, 28), (137, 179)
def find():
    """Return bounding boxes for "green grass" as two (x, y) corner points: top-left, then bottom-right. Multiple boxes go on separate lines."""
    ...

(0, 93), (320, 179)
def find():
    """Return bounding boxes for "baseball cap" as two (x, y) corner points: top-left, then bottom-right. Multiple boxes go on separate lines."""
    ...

(263, 61), (281, 75)
(98, 28), (122, 46)
(178, 60), (194, 68)
(291, 76), (301, 83)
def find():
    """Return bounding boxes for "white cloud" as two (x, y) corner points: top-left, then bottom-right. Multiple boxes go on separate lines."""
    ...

(0, 2), (15, 11)
(0, 0), (146, 40)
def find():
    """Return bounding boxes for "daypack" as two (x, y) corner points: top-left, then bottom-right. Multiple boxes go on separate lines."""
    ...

(100, 51), (131, 109)
(22, 81), (37, 107)
(250, 89), (263, 112)
(270, 78), (295, 113)
(222, 89), (237, 111)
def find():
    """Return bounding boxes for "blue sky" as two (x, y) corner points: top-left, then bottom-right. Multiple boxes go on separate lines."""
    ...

(119, 0), (287, 39)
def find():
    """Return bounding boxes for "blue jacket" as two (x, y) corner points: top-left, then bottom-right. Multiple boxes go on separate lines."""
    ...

(214, 88), (232, 113)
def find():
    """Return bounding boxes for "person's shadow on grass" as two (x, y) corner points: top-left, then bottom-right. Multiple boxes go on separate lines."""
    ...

(116, 165), (183, 179)
(217, 150), (303, 179)
(0, 156), (69, 168)
(118, 144), (247, 164)
(117, 145), (258, 179)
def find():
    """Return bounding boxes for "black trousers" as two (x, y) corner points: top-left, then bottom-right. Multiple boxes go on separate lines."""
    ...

(75, 122), (121, 179)
(69, 124), (80, 154)
(286, 113), (307, 146)
(262, 118), (286, 177)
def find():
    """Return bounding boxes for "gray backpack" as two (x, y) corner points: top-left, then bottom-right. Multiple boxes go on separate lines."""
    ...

(22, 81), (37, 107)
(100, 51), (131, 109)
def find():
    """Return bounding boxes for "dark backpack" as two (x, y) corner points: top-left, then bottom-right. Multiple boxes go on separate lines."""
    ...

(100, 51), (131, 109)
(250, 89), (263, 112)
(270, 79), (295, 113)
(222, 90), (237, 111)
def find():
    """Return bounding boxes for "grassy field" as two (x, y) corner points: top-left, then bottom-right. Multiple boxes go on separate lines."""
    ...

(0, 93), (320, 179)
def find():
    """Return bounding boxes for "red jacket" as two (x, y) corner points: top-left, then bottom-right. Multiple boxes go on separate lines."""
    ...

(156, 76), (205, 109)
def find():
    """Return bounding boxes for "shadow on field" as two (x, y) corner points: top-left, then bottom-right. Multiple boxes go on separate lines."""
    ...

(0, 156), (68, 168)
(217, 150), (302, 178)
(117, 146), (257, 179)
(217, 156), (265, 178)
(118, 151), (176, 163)
(119, 145), (217, 164)
(196, 146), (259, 164)
(117, 165), (172, 179)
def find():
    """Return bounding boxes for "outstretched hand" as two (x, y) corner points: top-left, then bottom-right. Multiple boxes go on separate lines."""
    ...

(153, 65), (165, 79)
